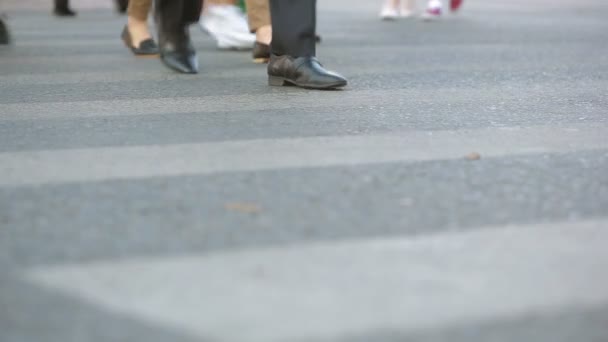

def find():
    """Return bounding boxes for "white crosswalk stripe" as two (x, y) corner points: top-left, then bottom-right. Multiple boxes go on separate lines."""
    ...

(0, 123), (605, 187)
(24, 219), (608, 342)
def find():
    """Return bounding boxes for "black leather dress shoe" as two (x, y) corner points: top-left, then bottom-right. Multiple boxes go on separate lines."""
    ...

(115, 0), (129, 14)
(252, 42), (270, 64)
(121, 26), (159, 56)
(0, 17), (10, 45)
(267, 55), (347, 90)
(158, 30), (198, 74)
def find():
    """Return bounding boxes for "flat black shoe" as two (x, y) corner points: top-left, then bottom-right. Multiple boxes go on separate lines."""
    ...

(0, 17), (10, 45)
(267, 55), (347, 90)
(115, 0), (129, 14)
(252, 42), (270, 64)
(121, 26), (159, 56)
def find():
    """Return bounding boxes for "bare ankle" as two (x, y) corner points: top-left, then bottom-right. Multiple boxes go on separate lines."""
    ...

(256, 25), (272, 45)
(127, 17), (152, 44)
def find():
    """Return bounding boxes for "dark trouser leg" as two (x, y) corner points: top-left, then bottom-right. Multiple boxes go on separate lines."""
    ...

(269, 0), (315, 57)
(54, 0), (77, 16)
(0, 16), (11, 45)
(155, 0), (202, 39)
(54, 0), (68, 10)
(155, 0), (203, 73)
(266, 0), (346, 89)
(116, 0), (129, 13)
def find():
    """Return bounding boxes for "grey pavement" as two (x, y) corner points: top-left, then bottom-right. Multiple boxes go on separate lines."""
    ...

(1, 0), (608, 341)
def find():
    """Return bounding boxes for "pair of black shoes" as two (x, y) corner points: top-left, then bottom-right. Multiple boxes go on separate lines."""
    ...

(160, 39), (346, 89)
(157, 27), (345, 89)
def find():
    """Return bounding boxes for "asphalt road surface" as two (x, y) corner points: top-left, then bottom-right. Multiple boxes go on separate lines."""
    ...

(1, 0), (607, 341)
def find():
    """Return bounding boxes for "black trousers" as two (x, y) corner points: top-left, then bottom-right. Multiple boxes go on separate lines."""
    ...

(155, 0), (202, 36)
(154, 0), (315, 57)
(270, 0), (316, 57)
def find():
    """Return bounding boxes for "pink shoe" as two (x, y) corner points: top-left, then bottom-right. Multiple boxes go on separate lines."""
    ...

(450, 0), (464, 12)
(422, 0), (442, 21)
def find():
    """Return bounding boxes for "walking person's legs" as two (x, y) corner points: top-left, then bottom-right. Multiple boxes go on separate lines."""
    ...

(155, 0), (203, 73)
(122, 0), (158, 55)
(267, 0), (346, 89)
(246, 0), (272, 62)
(0, 14), (10, 45)
(54, 0), (76, 17)
(380, 0), (416, 20)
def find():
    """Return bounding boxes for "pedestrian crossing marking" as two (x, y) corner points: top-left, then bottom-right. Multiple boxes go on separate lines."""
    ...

(24, 219), (608, 342)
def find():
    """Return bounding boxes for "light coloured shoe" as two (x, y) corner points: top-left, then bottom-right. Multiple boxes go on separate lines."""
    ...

(421, 0), (442, 21)
(200, 5), (255, 50)
(380, 4), (400, 20)
(400, 9), (415, 18)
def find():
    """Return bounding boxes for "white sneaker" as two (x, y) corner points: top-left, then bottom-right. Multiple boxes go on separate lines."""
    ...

(380, 3), (400, 20)
(200, 5), (255, 50)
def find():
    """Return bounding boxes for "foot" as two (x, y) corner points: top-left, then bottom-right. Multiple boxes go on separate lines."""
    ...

(252, 42), (270, 64)
(126, 18), (156, 50)
(422, 0), (442, 20)
(268, 55), (347, 90)
(380, 1), (400, 20)
(158, 27), (198, 74)
(115, 0), (128, 14)
(252, 25), (271, 63)
(200, 5), (255, 50)
(0, 16), (10, 45)
(122, 25), (159, 56)
(450, 0), (464, 12)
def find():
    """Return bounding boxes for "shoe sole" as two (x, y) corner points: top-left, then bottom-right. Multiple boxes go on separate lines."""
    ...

(253, 57), (269, 64)
(268, 76), (347, 90)
(161, 56), (198, 74)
